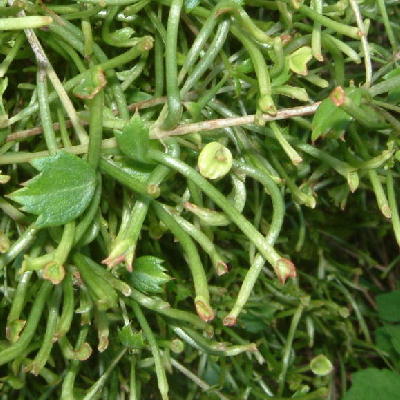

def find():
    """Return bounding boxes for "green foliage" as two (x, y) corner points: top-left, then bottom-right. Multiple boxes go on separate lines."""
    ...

(118, 325), (146, 349)
(309, 355), (333, 376)
(115, 114), (152, 164)
(312, 98), (352, 141)
(376, 290), (400, 322)
(342, 369), (400, 400)
(8, 152), (96, 228)
(1, 0), (400, 399)
(288, 46), (313, 76)
(130, 256), (171, 294)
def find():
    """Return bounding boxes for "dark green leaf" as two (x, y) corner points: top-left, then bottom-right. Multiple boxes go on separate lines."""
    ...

(8, 152), (96, 228)
(342, 369), (400, 400)
(115, 114), (152, 164)
(376, 290), (400, 322)
(130, 255), (171, 294)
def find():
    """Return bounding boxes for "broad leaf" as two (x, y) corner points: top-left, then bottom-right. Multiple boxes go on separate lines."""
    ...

(9, 152), (96, 228)
(115, 114), (152, 164)
(376, 290), (400, 322)
(130, 255), (171, 294)
(342, 369), (400, 400)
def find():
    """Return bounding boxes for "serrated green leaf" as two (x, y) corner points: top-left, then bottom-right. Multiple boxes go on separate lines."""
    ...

(312, 97), (352, 141)
(342, 369), (400, 400)
(8, 152), (96, 228)
(115, 114), (153, 164)
(288, 46), (312, 76)
(130, 255), (171, 294)
(376, 290), (400, 322)
(118, 325), (145, 349)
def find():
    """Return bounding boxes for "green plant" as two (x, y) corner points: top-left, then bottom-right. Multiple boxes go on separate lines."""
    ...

(0, 0), (399, 399)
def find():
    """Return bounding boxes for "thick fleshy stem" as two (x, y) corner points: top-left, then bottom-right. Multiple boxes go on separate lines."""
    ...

(87, 86), (104, 169)
(231, 25), (276, 115)
(26, 286), (61, 375)
(311, 0), (323, 61)
(0, 280), (52, 366)
(163, 206), (228, 275)
(54, 270), (74, 339)
(148, 149), (286, 271)
(131, 301), (169, 400)
(277, 299), (308, 395)
(298, 4), (362, 39)
(224, 161), (288, 325)
(161, 0), (183, 129)
(0, 225), (38, 270)
(104, 140), (179, 268)
(172, 326), (257, 357)
(180, 20), (230, 97)
(6, 271), (33, 342)
(153, 201), (214, 322)
(60, 325), (90, 400)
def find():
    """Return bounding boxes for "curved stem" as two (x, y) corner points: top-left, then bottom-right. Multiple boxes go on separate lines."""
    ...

(153, 201), (214, 322)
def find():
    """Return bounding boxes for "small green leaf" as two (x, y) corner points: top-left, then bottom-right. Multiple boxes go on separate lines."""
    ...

(115, 114), (152, 164)
(130, 255), (171, 294)
(8, 152), (96, 228)
(73, 67), (107, 100)
(312, 97), (352, 141)
(376, 290), (400, 322)
(309, 354), (333, 376)
(288, 46), (312, 76)
(342, 369), (400, 400)
(118, 325), (145, 349)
